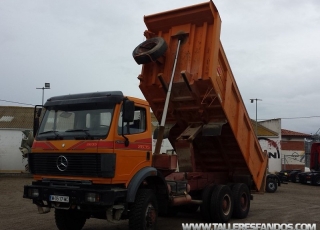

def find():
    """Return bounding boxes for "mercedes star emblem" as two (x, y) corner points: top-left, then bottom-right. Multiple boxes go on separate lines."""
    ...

(56, 155), (68, 171)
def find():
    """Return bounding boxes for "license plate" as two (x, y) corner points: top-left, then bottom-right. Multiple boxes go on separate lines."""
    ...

(50, 195), (69, 203)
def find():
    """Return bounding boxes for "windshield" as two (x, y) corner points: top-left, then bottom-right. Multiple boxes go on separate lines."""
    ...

(37, 105), (114, 140)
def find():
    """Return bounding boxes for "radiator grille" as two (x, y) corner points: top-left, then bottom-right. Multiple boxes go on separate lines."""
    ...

(29, 153), (114, 178)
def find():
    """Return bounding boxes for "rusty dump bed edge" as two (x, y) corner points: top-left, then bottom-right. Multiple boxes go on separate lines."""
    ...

(138, 0), (268, 191)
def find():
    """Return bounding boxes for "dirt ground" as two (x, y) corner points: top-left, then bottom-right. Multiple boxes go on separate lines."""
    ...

(0, 176), (319, 230)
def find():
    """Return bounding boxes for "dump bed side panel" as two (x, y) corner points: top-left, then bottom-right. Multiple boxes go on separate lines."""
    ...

(137, 1), (267, 191)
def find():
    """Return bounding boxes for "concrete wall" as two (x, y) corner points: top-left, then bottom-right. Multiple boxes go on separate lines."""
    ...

(281, 141), (306, 171)
(0, 129), (28, 173)
(281, 150), (305, 171)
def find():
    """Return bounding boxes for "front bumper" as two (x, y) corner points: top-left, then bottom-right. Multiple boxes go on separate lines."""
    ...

(23, 179), (127, 211)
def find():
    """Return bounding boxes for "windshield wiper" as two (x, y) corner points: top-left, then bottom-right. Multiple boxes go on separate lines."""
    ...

(65, 129), (93, 140)
(39, 130), (63, 140)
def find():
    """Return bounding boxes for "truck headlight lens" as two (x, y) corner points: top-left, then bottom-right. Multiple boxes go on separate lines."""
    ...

(28, 188), (39, 198)
(85, 193), (100, 202)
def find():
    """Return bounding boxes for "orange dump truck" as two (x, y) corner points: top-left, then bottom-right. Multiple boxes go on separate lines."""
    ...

(23, 1), (268, 229)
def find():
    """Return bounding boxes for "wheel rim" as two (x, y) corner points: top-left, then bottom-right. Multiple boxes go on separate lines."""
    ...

(145, 203), (156, 229)
(240, 192), (248, 211)
(316, 178), (320, 185)
(268, 182), (275, 190)
(222, 194), (232, 215)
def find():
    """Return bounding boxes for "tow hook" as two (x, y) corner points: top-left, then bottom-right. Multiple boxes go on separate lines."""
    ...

(37, 205), (51, 214)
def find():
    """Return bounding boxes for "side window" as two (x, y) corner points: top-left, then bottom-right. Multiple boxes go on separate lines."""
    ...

(118, 106), (146, 135)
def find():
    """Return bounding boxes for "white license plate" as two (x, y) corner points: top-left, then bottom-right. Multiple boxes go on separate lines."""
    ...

(50, 195), (69, 203)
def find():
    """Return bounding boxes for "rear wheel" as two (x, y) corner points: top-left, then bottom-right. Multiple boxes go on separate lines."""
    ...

(200, 185), (215, 222)
(232, 183), (250, 219)
(55, 209), (86, 230)
(210, 185), (233, 223)
(129, 189), (158, 230)
(266, 178), (277, 193)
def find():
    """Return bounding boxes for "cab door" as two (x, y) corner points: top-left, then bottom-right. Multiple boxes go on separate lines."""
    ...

(112, 103), (152, 184)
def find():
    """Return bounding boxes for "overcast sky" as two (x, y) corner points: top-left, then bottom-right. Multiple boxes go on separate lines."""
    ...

(1, 0), (320, 135)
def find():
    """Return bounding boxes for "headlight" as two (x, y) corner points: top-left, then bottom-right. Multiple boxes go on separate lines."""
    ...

(85, 192), (100, 202)
(28, 188), (39, 198)
(284, 172), (288, 175)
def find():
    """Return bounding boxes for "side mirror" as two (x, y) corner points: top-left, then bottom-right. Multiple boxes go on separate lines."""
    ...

(123, 100), (134, 122)
(33, 118), (39, 138)
(33, 106), (42, 137)
(36, 108), (42, 118)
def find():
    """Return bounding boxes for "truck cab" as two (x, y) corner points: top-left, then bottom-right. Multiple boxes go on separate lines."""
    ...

(29, 91), (153, 183)
(24, 91), (168, 229)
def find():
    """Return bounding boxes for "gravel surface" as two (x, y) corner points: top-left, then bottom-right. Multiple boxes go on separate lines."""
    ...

(0, 176), (319, 230)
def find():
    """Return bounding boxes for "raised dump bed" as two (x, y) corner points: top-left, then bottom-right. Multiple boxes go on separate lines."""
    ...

(23, 1), (269, 228)
(136, 1), (268, 191)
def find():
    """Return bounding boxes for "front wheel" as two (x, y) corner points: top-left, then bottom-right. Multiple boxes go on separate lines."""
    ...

(55, 209), (86, 230)
(266, 178), (277, 193)
(129, 189), (158, 230)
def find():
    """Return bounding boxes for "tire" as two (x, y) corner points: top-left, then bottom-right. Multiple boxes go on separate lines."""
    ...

(313, 176), (320, 186)
(55, 209), (86, 230)
(200, 185), (215, 222)
(132, 37), (168, 64)
(266, 178), (277, 193)
(301, 175), (308, 184)
(232, 183), (250, 219)
(129, 189), (158, 230)
(210, 185), (233, 223)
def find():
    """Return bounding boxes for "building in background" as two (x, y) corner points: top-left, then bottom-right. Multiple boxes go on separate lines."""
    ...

(254, 119), (282, 173)
(281, 129), (311, 171)
(251, 119), (311, 173)
(0, 106), (33, 173)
